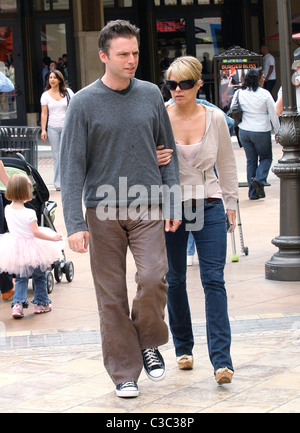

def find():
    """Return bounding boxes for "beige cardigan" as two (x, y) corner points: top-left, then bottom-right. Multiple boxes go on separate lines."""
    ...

(166, 103), (239, 211)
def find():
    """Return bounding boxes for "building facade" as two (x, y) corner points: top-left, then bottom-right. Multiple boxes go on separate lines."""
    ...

(0, 0), (299, 126)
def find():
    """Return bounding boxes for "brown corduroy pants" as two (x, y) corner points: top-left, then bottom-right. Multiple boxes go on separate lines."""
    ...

(86, 207), (169, 385)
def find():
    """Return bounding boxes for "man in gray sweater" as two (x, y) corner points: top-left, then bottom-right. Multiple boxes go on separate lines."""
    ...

(60, 20), (181, 398)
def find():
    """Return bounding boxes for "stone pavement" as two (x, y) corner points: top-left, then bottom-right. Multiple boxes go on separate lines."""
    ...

(0, 139), (300, 414)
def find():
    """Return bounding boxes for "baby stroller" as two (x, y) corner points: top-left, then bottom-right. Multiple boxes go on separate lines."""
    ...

(0, 153), (74, 293)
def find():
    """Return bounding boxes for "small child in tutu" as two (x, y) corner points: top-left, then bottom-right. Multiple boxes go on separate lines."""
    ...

(0, 174), (64, 318)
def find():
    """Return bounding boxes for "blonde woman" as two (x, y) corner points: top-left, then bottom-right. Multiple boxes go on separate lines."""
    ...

(158, 56), (238, 384)
(41, 70), (74, 191)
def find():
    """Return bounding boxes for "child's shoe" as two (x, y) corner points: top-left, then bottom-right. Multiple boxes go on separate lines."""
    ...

(12, 304), (24, 319)
(34, 304), (52, 314)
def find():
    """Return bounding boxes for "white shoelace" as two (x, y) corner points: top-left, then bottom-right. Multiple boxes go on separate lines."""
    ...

(143, 348), (161, 368)
(122, 380), (136, 388)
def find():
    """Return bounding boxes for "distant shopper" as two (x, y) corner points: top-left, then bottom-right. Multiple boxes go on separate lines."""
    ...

(0, 73), (15, 301)
(261, 45), (276, 97)
(230, 68), (279, 200)
(0, 70), (14, 92)
(276, 47), (300, 116)
(0, 161), (14, 301)
(40, 70), (74, 191)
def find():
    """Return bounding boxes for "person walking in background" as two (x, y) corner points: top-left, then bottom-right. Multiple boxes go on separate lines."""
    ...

(0, 69), (14, 93)
(0, 160), (14, 301)
(40, 70), (74, 191)
(0, 71), (15, 300)
(0, 174), (63, 319)
(60, 20), (181, 398)
(158, 56), (238, 384)
(276, 48), (300, 116)
(261, 45), (276, 97)
(230, 68), (279, 200)
(187, 232), (197, 266)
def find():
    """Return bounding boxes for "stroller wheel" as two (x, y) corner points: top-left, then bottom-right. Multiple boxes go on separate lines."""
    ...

(46, 271), (54, 294)
(54, 262), (63, 283)
(64, 261), (74, 282)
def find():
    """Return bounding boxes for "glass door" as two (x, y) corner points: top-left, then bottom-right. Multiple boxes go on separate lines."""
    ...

(0, 21), (26, 125)
(35, 16), (77, 98)
(194, 16), (224, 102)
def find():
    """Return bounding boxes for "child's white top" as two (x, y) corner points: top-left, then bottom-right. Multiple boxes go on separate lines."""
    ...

(5, 205), (37, 238)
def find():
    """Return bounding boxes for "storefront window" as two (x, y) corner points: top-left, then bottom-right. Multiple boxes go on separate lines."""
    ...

(34, 0), (70, 11)
(154, 0), (224, 6)
(0, 26), (17, 121)
(103, 0), (133, 7)
(157, 18), (186, 88)
(39, 23), (69, 88)
(195, 17), (224, 101)
(0, 0), (17, 13)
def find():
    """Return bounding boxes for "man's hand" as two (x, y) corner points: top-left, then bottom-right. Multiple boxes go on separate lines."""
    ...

(165, 219), (181, 233)
(68, 231), (89, 253)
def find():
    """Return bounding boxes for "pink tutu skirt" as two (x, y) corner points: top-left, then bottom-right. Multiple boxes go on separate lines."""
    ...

(0, 228), (64, 277)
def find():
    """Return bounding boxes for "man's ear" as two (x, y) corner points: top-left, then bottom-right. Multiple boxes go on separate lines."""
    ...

(99, 51), (107, 64)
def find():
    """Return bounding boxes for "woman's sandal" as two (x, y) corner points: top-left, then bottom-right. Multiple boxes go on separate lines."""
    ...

(176, 355), (194, 370)
(215, 367), (234, 384)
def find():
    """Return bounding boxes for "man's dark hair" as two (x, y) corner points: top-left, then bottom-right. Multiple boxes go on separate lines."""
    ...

(242, 67), (263, 92)
(98, 20), (140, 55)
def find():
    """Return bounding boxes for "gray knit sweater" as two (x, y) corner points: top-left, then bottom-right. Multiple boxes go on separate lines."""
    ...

(60, 78), (180, 236)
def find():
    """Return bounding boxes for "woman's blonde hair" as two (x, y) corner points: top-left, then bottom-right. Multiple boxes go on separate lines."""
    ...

(166, 56), (203, 81)
(5, 174), (33, 202)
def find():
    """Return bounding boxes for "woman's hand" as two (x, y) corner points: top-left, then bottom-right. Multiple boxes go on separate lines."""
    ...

(226, 209), (236, 233)
(156, 145), (173, 167)
(41, 130), (47, 142)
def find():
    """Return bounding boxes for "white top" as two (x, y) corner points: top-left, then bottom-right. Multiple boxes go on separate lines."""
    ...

(232, 87), (280, 134)
(5, 205), (36, 239)
(176, 141), (202, 165)
(263, 53), (276, 80)
(40, 88), (74, 128)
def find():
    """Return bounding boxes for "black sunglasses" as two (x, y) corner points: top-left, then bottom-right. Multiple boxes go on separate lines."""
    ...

(165, 79), (198, 91)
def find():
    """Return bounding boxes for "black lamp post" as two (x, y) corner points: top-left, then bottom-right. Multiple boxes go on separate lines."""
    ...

(265, 0), (300, 281)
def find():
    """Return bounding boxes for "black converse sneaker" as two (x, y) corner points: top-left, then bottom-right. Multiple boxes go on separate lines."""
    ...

(142, 347), (166, 381)
(115, 380), (139, 398)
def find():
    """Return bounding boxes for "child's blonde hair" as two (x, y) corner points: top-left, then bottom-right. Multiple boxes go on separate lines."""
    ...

(5, 174), (33, 202)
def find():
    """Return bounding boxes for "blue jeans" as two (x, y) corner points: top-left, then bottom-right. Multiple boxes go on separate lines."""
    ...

(47, 126), (63, 189)
(11, 267), (51, 308)
(238, 129), (273, 199)
(187, 232), (195, 256)
(165, 199), (233, 372)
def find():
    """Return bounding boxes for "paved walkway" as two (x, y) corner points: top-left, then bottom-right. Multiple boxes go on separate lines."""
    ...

(1, 139), (300, 414)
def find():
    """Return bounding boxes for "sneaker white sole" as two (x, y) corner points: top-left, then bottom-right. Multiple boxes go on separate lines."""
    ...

(144, 368), (166, 382)
(116, 389), (139, 398)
